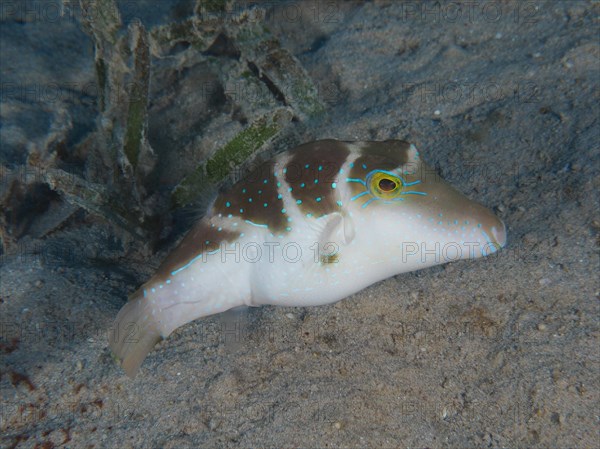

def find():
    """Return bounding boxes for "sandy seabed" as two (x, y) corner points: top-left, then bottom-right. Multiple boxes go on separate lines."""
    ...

(1, 1), (599, 448)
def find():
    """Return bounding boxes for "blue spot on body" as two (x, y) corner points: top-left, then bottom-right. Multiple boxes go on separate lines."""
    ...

(316, 197), (322, 202)
(226, 201), (231, 207)
(297, 199), (302, 204)
(332, 182), (337, 188)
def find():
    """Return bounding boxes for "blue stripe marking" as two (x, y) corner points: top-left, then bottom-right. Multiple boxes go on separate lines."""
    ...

(403, 180), (422, 187)
(346, 178), (366, 185)
(362, 198), (376, 208)
(171, 251), (207, 276)
(245, 219), (269, 228)
(351, 191), (369, 201)
(401, 191), (427, 196)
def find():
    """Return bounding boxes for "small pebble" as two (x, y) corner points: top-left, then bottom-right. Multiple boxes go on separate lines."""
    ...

(551, 412), (564, 425)
(537, 323), (547, 331)
(286, 313), (295, 319)
(334, 422), (342, 429)
(539, 278), (551, 286)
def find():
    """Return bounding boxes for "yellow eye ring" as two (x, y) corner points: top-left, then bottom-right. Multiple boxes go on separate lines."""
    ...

(367, 171), (403, 200)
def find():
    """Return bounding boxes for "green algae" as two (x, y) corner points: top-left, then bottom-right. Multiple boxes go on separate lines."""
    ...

(171, 108), (293, 208)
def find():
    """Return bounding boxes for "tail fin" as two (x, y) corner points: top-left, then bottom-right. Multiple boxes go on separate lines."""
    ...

(109, 292), (163, 377)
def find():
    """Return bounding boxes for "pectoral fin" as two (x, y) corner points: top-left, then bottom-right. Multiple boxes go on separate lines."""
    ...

(311, 212), (355, 264)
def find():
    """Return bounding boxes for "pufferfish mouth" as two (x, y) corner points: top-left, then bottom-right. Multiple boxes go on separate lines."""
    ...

(481, 220), (507, 255)
(491, 220), (507, 248)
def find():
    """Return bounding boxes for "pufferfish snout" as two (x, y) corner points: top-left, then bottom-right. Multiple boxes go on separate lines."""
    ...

(109, 139), (506, 376)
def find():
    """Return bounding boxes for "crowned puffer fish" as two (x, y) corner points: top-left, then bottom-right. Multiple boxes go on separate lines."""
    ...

(109, 140), (506, 376)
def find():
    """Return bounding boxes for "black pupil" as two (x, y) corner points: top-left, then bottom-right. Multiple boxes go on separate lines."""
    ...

(378, 178), (397, 192)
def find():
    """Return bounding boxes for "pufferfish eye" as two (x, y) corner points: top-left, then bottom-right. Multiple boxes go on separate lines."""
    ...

(367, 170), (404, 200)
(378, 178), (397, 192)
